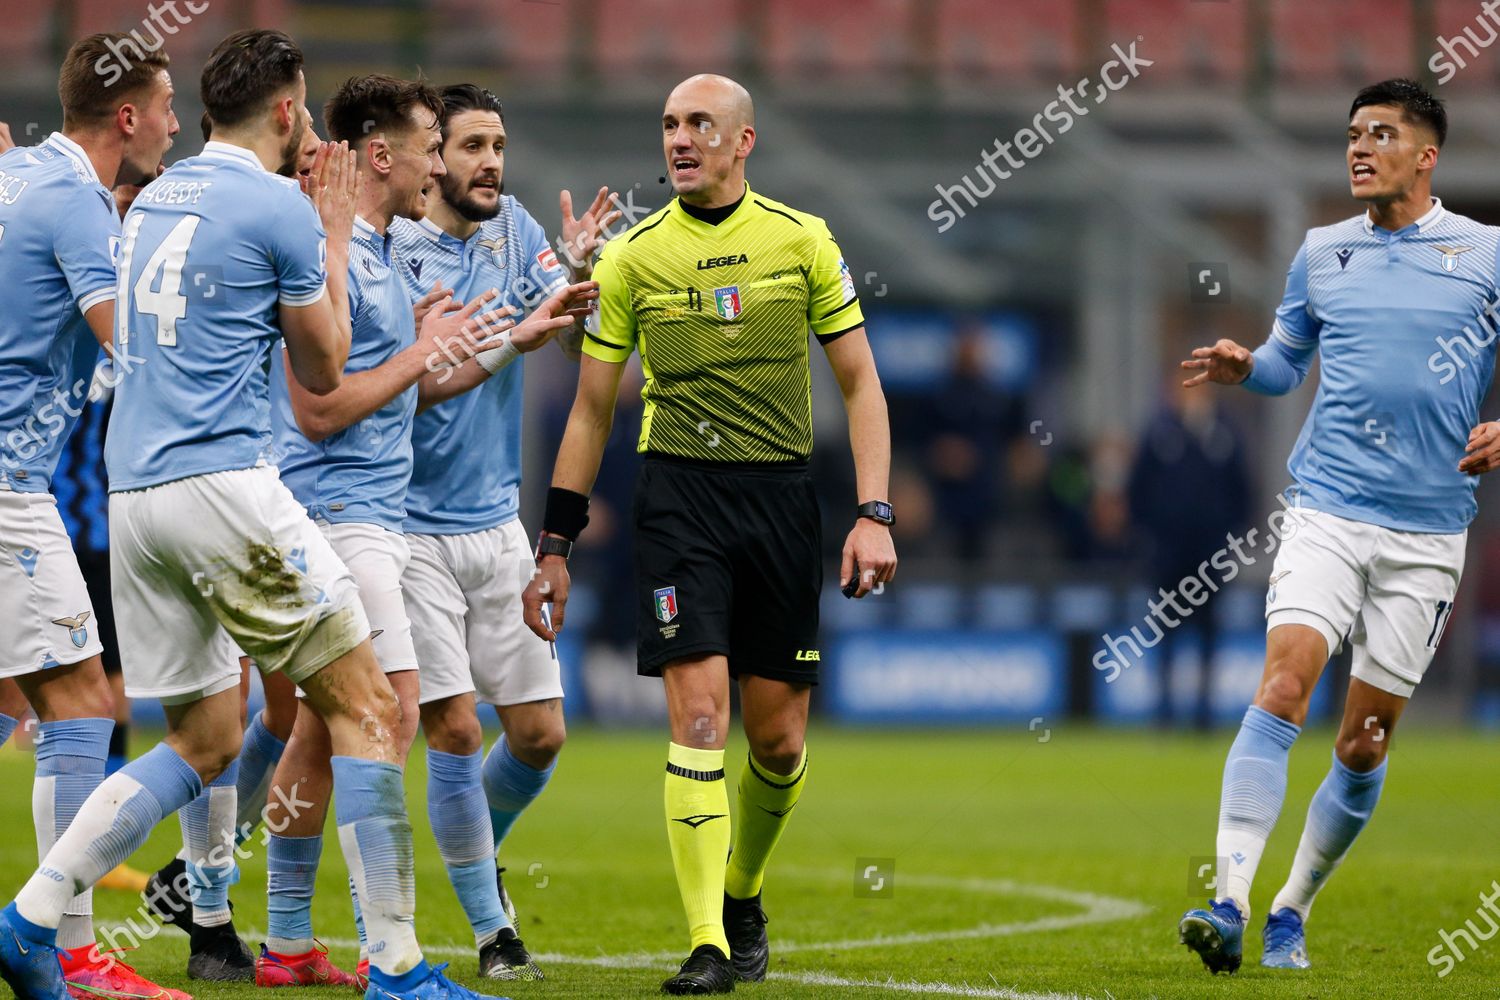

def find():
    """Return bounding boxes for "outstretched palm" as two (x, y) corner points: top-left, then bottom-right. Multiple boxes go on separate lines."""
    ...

(559, 186), (623, 277)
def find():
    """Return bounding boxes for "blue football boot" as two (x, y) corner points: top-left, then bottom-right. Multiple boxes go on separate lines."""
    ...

(0, 903), (69, 1000)
(1261, 907), (1311, 969)
(365, 961), (511, 1000)
(1178, 897), (1245, 974)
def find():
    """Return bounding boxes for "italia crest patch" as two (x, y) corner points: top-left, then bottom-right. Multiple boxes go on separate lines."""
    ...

(838, 256), (856, 302)
(654, 586), (679, 623)
(714, 286), (741, 321)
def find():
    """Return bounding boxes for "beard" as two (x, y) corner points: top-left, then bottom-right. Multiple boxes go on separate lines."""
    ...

(276, 120), (306, 178)
(440, 171), (503, 222)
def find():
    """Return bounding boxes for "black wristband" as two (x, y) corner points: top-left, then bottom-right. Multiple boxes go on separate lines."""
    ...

(535, 533), (574, 559)
(543, 486), (591, 540)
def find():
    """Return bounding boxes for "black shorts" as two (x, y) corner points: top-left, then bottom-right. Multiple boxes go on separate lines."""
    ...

(633, 454), (822, 684)
(76, 548), (122, 676)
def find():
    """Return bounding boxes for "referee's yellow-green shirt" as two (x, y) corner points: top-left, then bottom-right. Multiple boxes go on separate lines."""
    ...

(583, 184), (865, 463)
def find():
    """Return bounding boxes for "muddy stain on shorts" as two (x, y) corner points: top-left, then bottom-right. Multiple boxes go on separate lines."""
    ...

(239, 541), (307, 612)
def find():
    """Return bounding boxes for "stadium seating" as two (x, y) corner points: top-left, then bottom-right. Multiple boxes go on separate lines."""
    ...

(0, 5), (54, 92)
(1433, 0), (1500, 90)
(437, 0), (572, 79)
(593, 0), (739, 80)
(1103, 0), (1248, 86)
(71, 0), (283, 60)
(1270, 0), (1415, 84)
(761, 0), (915, 81)
(933, 0), (1079, 82)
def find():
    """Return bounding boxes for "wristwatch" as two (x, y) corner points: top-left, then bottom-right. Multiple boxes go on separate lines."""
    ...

(535, 534), (574, 559)
(856, 500), (895, 526)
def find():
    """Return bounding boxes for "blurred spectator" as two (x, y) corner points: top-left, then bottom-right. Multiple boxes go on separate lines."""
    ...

(1044, 434), (1136, 566)
(1127, 372), (1252, 728)
(920, 324), (1026, 561)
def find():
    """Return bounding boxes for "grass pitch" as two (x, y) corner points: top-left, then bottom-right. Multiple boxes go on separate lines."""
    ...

(1, 724), (1496, 999)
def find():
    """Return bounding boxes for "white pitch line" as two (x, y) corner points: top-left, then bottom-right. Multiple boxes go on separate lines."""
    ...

(765, 970), (1096, 998)
(268, 937), (1098, 1000)
(213, 871), (1145, 999)
(768, 869), (1150, 955)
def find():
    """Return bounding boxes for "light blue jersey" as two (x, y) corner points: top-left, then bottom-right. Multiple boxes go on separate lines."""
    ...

(106, 142), (327, 491)
(271, 216), (417, 533)
(1245, 199), (1500, 533)
(0, 133), (117, 491)
(390, 197), (565, 534)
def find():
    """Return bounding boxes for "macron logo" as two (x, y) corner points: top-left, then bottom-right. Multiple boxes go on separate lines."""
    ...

(409, 260), (423, 281)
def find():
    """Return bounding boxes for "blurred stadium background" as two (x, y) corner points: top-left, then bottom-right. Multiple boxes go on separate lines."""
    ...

(10, 0), (1500, 732)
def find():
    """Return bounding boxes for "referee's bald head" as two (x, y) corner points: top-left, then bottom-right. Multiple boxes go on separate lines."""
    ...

(668, 74), (754, 130)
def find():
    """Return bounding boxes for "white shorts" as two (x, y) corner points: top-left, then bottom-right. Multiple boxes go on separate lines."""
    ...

(403, 519), (563, 707)
(110, 466), (370, 702)
(1265, 507), (1465, 698)
(293, 521), (417, 698)
(0, 488), (104, 678)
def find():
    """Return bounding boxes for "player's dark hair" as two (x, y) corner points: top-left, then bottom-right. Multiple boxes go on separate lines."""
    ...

(1350, 78), (1447, 147)
(200, 29), (304, 129)
(323, 74), (444, 146)
(59, 33), (171, 130)
(199, 110), (212, 143)
(438, 83), (505, 143)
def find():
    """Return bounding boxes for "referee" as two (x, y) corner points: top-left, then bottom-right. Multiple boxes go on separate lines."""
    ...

(523, 73), (896, 994)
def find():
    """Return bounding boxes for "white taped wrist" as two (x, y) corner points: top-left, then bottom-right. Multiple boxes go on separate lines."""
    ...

(475, 336), (519, 374)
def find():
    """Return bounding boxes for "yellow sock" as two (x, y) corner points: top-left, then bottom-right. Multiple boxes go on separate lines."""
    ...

(665, 742), (731, 957)
(724, 748), (807, 900)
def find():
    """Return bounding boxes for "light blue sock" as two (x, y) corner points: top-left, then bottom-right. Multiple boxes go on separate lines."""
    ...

(331, 756), (423, 979)
(34, 718), (112, 837)
(1215, 704), (1301, 914)
(482, 735), (555, 851)
(266, 834), (321, 955)
(35, 718), (113, 949)
(0, 712), (18, 750)
(235, 711), (287, 847)
(15, 742), (201, 930)
(180, 759), (239, 927)
(1272, 751), (1387, 920)
(428, 748), (506, 944)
